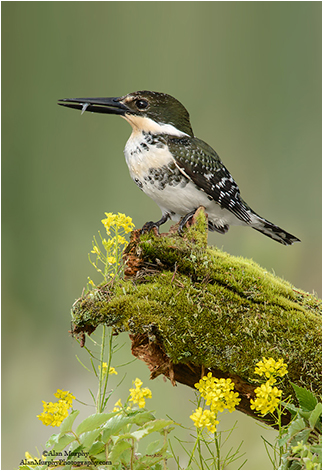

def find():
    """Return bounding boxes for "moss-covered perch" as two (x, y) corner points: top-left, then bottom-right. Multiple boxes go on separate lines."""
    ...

(71, 208), (321, 427)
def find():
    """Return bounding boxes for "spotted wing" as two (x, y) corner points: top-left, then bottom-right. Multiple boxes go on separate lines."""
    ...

(167, 136), (252, 223)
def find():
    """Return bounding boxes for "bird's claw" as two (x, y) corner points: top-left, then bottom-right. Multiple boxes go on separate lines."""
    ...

(141, 221), (159, 234)
(177, 210), (196, 235)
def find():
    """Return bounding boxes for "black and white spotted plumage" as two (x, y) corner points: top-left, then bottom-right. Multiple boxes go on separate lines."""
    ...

(124, 129), (299, 245)
(168, 136), (252, 226)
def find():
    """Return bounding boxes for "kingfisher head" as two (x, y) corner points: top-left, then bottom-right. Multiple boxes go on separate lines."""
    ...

(58, 90), (194, 137)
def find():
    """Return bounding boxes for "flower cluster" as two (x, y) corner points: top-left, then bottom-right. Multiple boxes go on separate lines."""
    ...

(37, 389), (75, 427)
(250, 382), (282, 415)
(90, 212), (135, 281)
(190, 407), (219, 434)
(129, 378), (152, 409)
(195, 373), (241, 413)
(101, 212), (135, 236)
(190, 373), (240, 434)
(250, 357), (288, 415)
(254, 357), (288, 384)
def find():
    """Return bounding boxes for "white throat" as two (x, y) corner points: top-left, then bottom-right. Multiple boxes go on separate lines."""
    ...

(122, 114), (189, 138)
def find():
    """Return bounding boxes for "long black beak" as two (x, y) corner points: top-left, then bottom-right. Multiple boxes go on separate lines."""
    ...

(57, 97), (129, 116)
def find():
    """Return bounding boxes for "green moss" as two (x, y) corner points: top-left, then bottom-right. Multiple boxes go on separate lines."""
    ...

(72, 210), (321, 396)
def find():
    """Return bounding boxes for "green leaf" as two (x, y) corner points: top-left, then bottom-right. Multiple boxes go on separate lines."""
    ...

(51, 433), (76, 453)
(311, 444), (322, 461)
(277, 434), (289, 448)
(91, 451), (106, 461)
(290, 429), (311, 447)
(135, 442), (168, 471)
(108, 439), (132, 464)
(112, 419), (174, 447)
(45, 433), (60, 447)
(75, 411), (118, 435)
(298, 410), (312, 421)
(67, 443), (85, 456)
(119, 448), (132, 468)
(79, 429), (101, 450)
(129, 410), (156, 426)
(140, 419), (174, 434)
(101, 415), (134, 443)
(88, 440), (105, 457)
(291, 383), (318, 411)
(309, 403), (322, 429)
(60, 410), (80, 434)
(145, 439), (162, 455)
(287, 417), (307, 438)
(128, 429), (148, 441)
(289, 461), (303, 470)
(279, 417), (307, 447)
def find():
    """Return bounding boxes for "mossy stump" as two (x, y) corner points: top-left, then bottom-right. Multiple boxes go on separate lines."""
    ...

(71, 208), (322, 427)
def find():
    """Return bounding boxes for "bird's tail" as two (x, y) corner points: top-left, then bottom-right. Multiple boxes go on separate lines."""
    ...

(251, 215), (300, 246)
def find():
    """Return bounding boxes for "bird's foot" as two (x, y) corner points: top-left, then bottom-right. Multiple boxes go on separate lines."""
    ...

(178, 209), (197, 235)
(141, 214), (170, 235)
(141, 221), (159, 234)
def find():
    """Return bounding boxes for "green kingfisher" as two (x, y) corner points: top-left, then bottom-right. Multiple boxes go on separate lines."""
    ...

(58, 91), (300, 245)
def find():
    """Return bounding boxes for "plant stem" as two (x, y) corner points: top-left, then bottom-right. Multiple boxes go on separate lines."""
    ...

(187, 429), (203, 469)
(97, 325), (106, 413)
(130, 437), (135, 469)
(197, 436), (204, 470)
(114, 227), (119, 279)
(101, 328), (113, 410)
(214, 431), (221, 469)
(277, 402), (285, 468)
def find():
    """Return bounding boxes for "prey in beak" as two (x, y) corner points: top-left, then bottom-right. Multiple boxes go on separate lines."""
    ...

(57, 96), (129, 116)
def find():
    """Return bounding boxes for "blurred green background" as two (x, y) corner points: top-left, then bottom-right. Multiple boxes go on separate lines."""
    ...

(2, 2), (321, 469)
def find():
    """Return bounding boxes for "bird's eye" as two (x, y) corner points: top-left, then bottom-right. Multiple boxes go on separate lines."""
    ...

(135, 99), (149, 110)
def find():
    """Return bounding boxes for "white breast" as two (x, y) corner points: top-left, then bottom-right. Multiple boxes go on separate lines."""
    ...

(124, 132), (173, 180)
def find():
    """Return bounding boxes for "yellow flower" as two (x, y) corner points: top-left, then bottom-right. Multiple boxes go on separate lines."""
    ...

(25, 452), (35, 462)
(37, 400), (69, 427)
(101, 212), (135, 235)
(37, 390), (75, 427)
(98, 363), (117, 376)
(195, 373), (241, 413)
(101, 213), (116, 235)
(250, 380), (282, 415)
(98, 362), (108, 376)
(91, 245), (100, 255)
(87, 277), (95, 287)
(24, 452), (44, 466)
(129, 378), (152, 408)
(107, 256), (117, 265)
(190, 407), (219, 434)
(53, 389), (75, 406)
(254, 357), (288, 384)
(134, 378), (143, 388)
(113, 398), (123, 412)
(117, 235), (127, 245)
